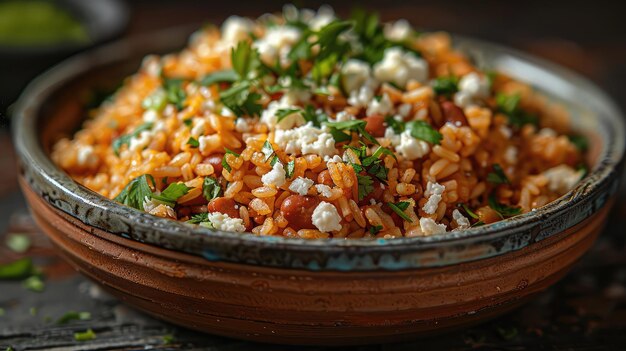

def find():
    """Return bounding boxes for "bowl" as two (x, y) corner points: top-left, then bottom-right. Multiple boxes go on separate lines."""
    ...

(12, 26), (625, 345)
(0, 0), (128, 116)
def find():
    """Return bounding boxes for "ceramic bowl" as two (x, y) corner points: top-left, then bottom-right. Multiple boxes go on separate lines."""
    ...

(12, 26), (625, 345)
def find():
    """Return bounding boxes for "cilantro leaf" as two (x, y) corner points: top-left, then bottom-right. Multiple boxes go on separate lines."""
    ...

(496, 93), (538, 128)
(460, 203), (479, 219)
(231, 41), (260, 79)
(187, 213), (209, 224)
(285, 160), (296, 178)
(486, 164), (510, 184)
(202, 177), (222, 201)
(356, 173), (374, 201)
(387, 201), (413, 222)
(275, 108), (302, 124)
(261, 140), (276, 163)
(219, 81), (262, 117)
(325, 120), (379, 145)
(141, 89), (167, 111)
(301, 105), (328, 127)
(221, 148), (240, 173)
(432, 76), (459, 97)
(113, 175), (155, 210)
(151, 182), (191, 207)
(385, 116), (405, 134)
(163, 77), (187, 111)
(488, 194), (522, 218)
(0, 258), (34, 279)
(187, 137), (199, 148)
(406, 120), (442, 145)
(199, 69), (239, 86)
(369, 225), (383, 235)
(112, 122), (154, 156)
(568, 134), (589, 152)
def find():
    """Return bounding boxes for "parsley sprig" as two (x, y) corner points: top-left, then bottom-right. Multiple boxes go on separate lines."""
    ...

(387, 201), (413, 222)
(486, 164), (510, 184)
(496, 93), (538, 128)
(112, 122), (154, 156)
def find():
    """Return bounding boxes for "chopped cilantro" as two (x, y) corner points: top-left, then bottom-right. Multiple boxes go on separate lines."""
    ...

(325, 120), (379, 145)
(275, 108), (302, 124)
(369, 225), (383, 235)
(199, 69), (239, 86)
(112, 122), (154, 156)
(187, 213), (209, 224)
(163, 77), (187, 111)
(261, 140), (276, 162)
(301, 105), (328, 127)
(385, 116), (405, 134)
(219, 81), (263, 117)
(231, 41), (260, 80)
(202, 177), (222, 201)
(5, 233), (31, 253)
(186, 137), (199, 148)
(496, 93), (538, 128)
(356, 174), (374, 201)
(488, 194), (522, 219)
(141, 89), (167, 111)
(0, 258), (34, 279)
(74, 328), (96, 342)
(285, 160), (296, 178)
(406, 120), (442, 145)
(151, 182), (191, 207)
(183, 119), (193, 127)
(221, 148), (240, 173)
(113, 174), (155, 210)
(486, 164), (510, 184)
(432, 76), (459, 97)
(460, 203), (479, 219)
(387, 201), (413, 222)
(568, 134), (589, 152)
(57, 311), (91, 324)
(23, 275), (45, 292)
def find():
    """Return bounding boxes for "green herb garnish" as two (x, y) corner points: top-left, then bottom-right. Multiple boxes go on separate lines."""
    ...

(187, 213), (209, 224)
(432, 76), (459, 97)
(486, 164), (510, 184)
(356, 174), (374, 201)
(0, 258), (34, 279)
(221, 148), (240, 173)
(496, 93), (538, 128)
(387, 201), (413, 222)
(163, 77), (187, 111)
(112, 122), (154, 156)
(57, 311), (91, 324)
(568, 134), (589, 152)
(325, 120), (378, 145)
(202, 177), (222, 201)
(186, 137), (199, 148)
(141, 89), (167, 111)
(369, 225), (383, 235)
(488, 194), (522, 218)
(285, 160), (296, 178)
(406, 120), (442, 145)
(460, 203), (479, 219)
(151, 182), (191, 207)
(199, 69), (239, 86)
(113, 174), (155, 210)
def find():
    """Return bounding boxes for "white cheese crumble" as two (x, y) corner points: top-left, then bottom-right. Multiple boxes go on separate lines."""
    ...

(274, 123), (337, 159)
(452, 209), (471, 229)
(373, 47), (428, 88)
(76, 145), (97, 168)
(235, 118), (253, 133)
(260, 100), (305, 130)
(129, 131), (151, 152)
(385, 128), (430, 161)
(142, 109), (159, 123)
(504, 145), (518, 164)
(261, 161), (287, 188)
(543, 164), (584, 195)
(206, 212), (246, 232)
(419, 217), (447, 235)
(198, 134), (221, 155)
(315, 184), (333, 198)
(341, 59), (372, 94)
(383, 19), (412, 41)
(453, 72), (490, 108)
(254, 26), (301, 67)
(312, 201), (342, 232)
(307, 5), (335, 31)
(221, 16), (254, 47)
(289, 177), (314, 195)
(422, 181), (445, 214)
(366, 93), (393, 116)
(333, 111), (354, 122)
(347, 84), (375, 108)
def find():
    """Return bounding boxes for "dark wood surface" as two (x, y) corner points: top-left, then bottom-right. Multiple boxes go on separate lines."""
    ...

(2, 1), (626, 349)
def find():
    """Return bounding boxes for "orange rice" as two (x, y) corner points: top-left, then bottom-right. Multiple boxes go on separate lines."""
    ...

(51, 6), (587, 239)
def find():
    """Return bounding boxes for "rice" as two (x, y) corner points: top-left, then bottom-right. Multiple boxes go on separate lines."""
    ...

(51, 6), (587, 239)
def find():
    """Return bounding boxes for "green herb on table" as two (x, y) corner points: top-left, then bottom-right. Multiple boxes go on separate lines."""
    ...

(0, 258), (34, 279)
(387, 201), (413, 222)
(74, 328), (96, 342)
(29, 307), (37, 316)
(23, 275), (45, 292)
(496, 325), (519, 341)
(5, 233), (31, 253)
(57, 311), (91, 324)
(0, 307), (5, 316)
(162, 334), (176, 345)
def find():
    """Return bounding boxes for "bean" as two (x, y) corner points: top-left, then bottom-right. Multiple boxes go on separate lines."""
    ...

(440, 101), (468, 127)
(280, 195), (320, 230)
(203, 153), (224, 175)
(207, 197), (239, 218)
(364, 115), (387, 137)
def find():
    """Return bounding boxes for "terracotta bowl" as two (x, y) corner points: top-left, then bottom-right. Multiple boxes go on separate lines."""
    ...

(12, 26), (625, 345)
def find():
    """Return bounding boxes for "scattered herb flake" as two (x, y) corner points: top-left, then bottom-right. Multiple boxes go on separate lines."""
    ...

(221, 148), (240, 173)
(151, 182), (191, 207)
(202, 177), (222, 201)
(275, 108), (302, 124)
(285, 160), (296, 178)
(112, 122), (154, 156)
(356, 174), (374, 201)
(5, 233), (31, 253)
(23, 275), (45, 292)
(162, 334), (176, 345)
(74, 328), (96, 342)
(113, 175), (155, 210)
(186, 137), (199, 148)
(199, 69), (239, 86)
(57, 311), (91, 324)
(488, 194), (522, 219)
(406, 120), (442, 145)
(187, 213), (209, 225)
(387, 201), (413, 222)
(486, 164), (510, 184)
(261, 140), (275, 162)
(0, 258), (34, 280)
(460, 204), (479, 219)
(568, 134), (589, 152)
(496, 93), (538, 128)
(369, 225), (383, 235)
(432, 76), (459, 97)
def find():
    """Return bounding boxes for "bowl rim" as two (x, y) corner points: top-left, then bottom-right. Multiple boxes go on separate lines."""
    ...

(12, 25), (626, 269)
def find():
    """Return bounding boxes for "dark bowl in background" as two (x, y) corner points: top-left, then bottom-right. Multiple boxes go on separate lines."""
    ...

(0, 0), (129, 118)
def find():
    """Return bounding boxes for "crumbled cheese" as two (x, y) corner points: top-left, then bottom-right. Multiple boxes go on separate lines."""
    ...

(326, 154), (343, 168)
(543, 165), (584, 195)
(261, 161), (287, 187)
(422, 181), (445, 214)
(76, 145), (97, 168)
(369, 198), (377, 205)
(383, 19), (412, 41)
(386, 128), (430, 161)
(334, 111), (354, 122)
(453, 91), (473, 109)
(221, 16), (254, 46)
(347, 84), (375, 108)
(307, 5), (335, 31)
(260, 100), (305, 130)
(312, 201), (342, 232)
(198, 134), (221, 155)
(315, 184), (333, 198)
(274, 123), (337, 158)
(142, 109), (159, 123)
(539, 128), (557, 137)
(129, 131), (151, 152)
(504, 145), (518, 164)
(452, 209), (470, 229)
(191, 119), (207, 137)
(289, 176), (314, 195)
(366, 93), (393, 116)
(235, 118), (252, 133)
(253, 26), (301, 67)
(453, 72), (490, 108)
(419, 217), (447, 235)
(341, 59), (372, 94)
(373, 47), (428, 88)
(206, 212), (246, 232)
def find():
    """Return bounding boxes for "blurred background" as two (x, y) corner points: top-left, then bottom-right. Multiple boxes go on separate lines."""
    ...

(1, 1), (625, 349)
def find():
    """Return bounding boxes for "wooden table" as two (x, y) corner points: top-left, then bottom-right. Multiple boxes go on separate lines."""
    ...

(2, 1), (626, 349)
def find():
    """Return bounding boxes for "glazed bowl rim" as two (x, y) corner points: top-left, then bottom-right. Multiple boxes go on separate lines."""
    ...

(12, 25), (626, 264)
